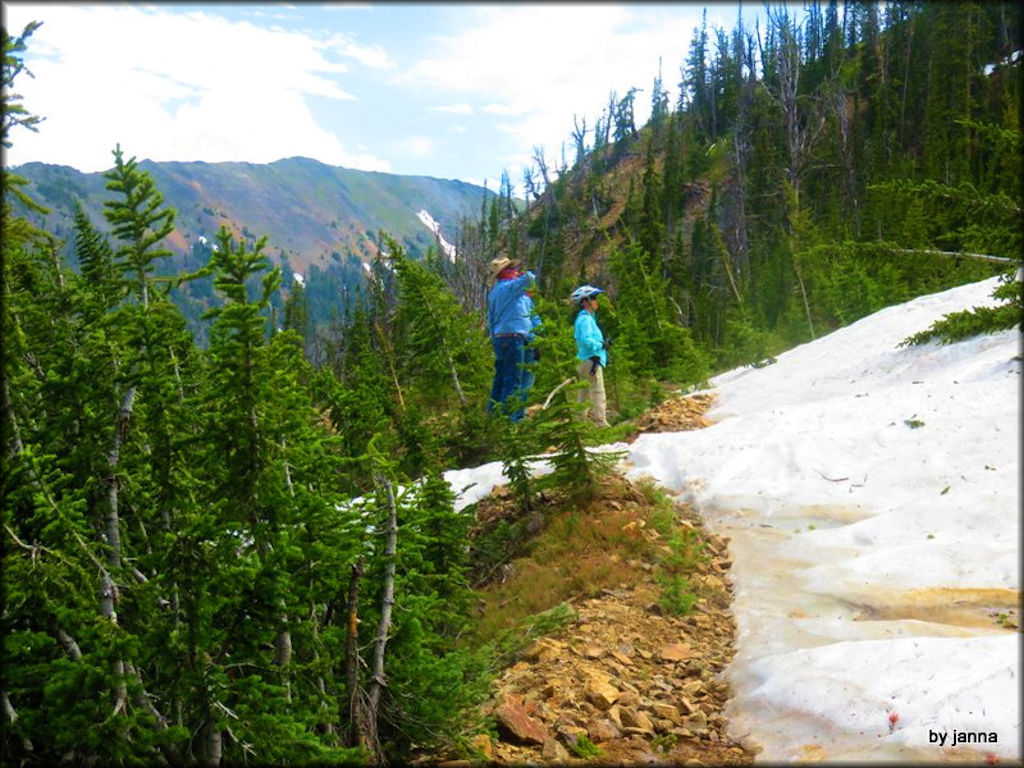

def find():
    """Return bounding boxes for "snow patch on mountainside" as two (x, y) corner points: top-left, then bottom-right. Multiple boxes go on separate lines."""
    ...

(417, 209), (457, 262)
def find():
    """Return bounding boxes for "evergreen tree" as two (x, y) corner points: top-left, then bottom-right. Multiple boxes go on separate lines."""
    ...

(608, 241), (710, 386)
(387, 236), (488, 410)
(282, 277), (310, 348)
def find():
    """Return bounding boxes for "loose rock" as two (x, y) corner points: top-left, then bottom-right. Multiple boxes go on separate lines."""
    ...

(495, 694), (549, 746)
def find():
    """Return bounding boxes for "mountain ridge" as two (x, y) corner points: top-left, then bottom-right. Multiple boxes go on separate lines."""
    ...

(12, 155), (495, 276)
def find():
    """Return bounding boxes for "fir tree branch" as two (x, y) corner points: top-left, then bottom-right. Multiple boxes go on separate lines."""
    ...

(542, 377), (575, 410)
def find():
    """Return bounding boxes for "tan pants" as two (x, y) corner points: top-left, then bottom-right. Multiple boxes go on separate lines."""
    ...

(576, 360), (610, 427)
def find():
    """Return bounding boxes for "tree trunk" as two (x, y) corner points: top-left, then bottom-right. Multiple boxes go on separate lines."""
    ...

(3, 691), (34, 753)
(368, 476), (398, 718)
(202, 723), (222, 767)
(2, 377), (24, 458)
(104, 386), (135, 718)
(58, 627), (83, 660)
(343, 558), (381, 762)
(344, 559), (369, 748)
(373, 321), (405, 413)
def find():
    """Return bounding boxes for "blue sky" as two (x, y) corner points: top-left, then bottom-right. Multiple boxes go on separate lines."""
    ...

(3, 3), (763, 192)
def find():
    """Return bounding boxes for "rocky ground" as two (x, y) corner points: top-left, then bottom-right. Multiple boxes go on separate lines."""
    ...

(625, 392), (715, 440)
(479, 524), (752, 766)
(429, 392), (758, 766)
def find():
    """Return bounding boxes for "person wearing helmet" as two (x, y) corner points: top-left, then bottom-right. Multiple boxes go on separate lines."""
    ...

(487, 256), (538, 422)
(572, 284), (610, 428)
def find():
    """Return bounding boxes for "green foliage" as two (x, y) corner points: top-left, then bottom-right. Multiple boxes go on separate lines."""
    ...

(799, 241), (996, 329)
(652, 732), (679, 753)
(497, 417), (539, 514)
(3, 145), (489, 763)
(499, 3), (1020, 378)
(351, 464), (492, 759)
(655, 527), (708, 616)
(1, 20), (44, 148)
(5, 4), (1022, 761)
(570, 733), (604, 758)
(607, 241), (711, 386)
(532, 383), (621, 503)
(319, 309), (396, 479)
(715, 306), (780, 370)
(388, 236), (489, 409)
(657, 574), (699, 616)
(283, 277), (309, 348)
(901, 271), (1022, 346)
(468, 517), (527, 588)
(102, 145), (176, 304)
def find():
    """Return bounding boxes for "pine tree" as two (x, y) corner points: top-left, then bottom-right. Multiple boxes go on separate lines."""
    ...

(190, 225), (361, 762)
(608, 241), (710, 386)
(532, 384), (620, 504)
(282, 277), (309, 349)
(388, 237), (487, 409)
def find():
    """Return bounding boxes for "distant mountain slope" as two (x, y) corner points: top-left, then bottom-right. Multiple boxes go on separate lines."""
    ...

(12, 156), (493, 274)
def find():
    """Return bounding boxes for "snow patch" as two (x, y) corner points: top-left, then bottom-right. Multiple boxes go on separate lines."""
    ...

(625, 275), (1020, 760)
(417, 209), (458, 262)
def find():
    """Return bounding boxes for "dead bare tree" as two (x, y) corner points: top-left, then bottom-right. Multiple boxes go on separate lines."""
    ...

(571, 113), (588, 166)
(532, 145), (551, 190)
(761, 7), (828, 339)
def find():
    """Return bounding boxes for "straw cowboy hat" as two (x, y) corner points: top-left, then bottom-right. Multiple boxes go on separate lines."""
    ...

(489, 256), (520, 280)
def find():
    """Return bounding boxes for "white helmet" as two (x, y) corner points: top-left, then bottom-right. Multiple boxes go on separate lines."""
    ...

(570, 284), (604, 304)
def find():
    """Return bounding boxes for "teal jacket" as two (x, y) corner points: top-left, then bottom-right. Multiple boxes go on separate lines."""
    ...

(574, 309), (607, 366)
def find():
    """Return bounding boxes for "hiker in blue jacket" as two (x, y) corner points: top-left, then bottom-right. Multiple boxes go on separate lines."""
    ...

(487, 257), (538, 422)
(571, 284), (610, 427)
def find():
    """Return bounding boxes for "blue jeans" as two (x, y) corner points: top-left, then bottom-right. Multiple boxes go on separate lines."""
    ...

(488, 335), (526, 422)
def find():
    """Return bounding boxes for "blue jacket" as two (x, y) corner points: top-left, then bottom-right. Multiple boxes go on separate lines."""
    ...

(574, 309), (607, 366)
(488, 271), (536, 336)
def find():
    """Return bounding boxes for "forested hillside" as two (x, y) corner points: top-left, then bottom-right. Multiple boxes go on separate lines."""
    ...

(2, 3), (1020, 766)
(469, 1), (1019, 383)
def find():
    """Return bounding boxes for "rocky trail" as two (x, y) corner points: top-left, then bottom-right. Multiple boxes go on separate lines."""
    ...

(480, 522), (753, 766)
(424, 392), (758, 766)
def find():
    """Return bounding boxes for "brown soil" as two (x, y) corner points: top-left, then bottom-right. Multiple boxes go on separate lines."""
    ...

(423, 393), (757, 766)
(625, 392), (717, 440)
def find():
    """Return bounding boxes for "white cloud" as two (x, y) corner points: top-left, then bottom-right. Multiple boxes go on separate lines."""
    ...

(394, 4), (724, 169)
(3, 4), (390, 172)
(432, 103), (474, 115)
(325, 33), (394, 69)
(398, 136), (433, 156)
(482, 103), (527, 116)
(3, 2), (755, 187)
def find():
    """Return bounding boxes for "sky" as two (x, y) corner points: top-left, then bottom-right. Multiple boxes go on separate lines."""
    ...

(444, 274), (1021, 761)
(1, 2), (760, 193)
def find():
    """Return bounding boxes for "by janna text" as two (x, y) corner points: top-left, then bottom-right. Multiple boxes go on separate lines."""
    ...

(929, 729), (998, 747)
